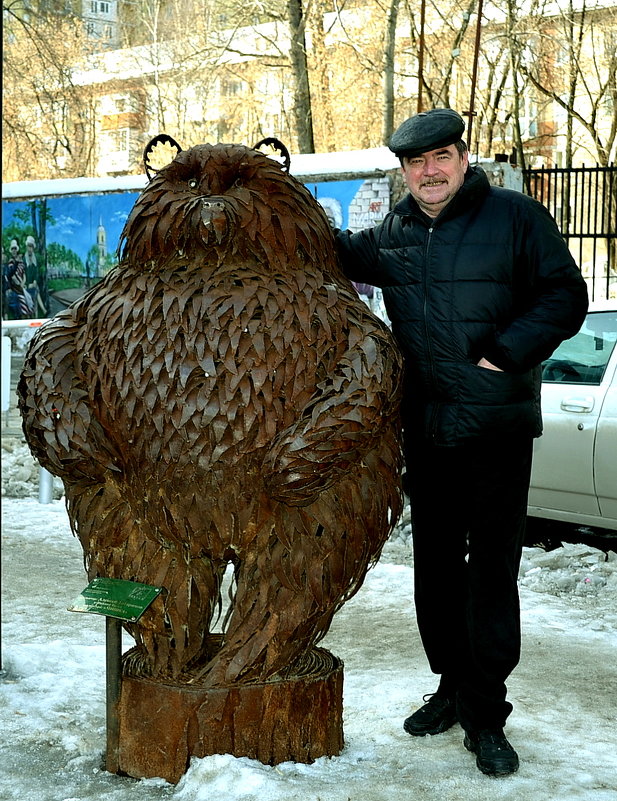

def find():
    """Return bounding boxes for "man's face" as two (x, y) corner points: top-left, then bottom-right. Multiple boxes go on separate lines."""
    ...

(401, 144), (468, 218)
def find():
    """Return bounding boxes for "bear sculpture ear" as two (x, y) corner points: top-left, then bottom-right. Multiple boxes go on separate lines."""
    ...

(253, 137), (291, 173)
(143, 134), (183, 181)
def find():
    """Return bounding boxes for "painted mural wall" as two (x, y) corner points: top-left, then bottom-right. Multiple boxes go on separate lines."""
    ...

(2, 177), (391, 322)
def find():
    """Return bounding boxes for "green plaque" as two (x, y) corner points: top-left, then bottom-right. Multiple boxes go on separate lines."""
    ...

(69, 577), (162, 622)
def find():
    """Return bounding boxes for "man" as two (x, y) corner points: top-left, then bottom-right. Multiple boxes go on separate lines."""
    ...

(4, 238), (35, 319)
(335, 108), (588, 776)
(23, 235), (47, 316)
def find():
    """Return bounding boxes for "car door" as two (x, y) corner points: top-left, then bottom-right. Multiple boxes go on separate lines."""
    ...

(529, 308), (617, 520)
(594, 353), (617, 522)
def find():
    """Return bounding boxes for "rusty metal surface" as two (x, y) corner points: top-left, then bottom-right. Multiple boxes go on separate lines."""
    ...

(118, 646), (344, 781)
(18, 138), (403, 690)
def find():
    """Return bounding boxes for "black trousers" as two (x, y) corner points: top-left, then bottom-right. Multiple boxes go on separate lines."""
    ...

(404, 434), (533, 732)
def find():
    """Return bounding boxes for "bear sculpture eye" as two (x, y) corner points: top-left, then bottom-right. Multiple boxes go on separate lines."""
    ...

(188, 179), (197, 188)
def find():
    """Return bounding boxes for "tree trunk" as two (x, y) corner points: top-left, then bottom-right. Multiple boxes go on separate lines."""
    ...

(382, 0), (400, 145)
(506, 0), (527, 174)
(287, 0), (315, 153)
(484, 62), (509, 158)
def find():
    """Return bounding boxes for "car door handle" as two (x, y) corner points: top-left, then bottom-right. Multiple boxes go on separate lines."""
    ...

(560, 396), (595, 412)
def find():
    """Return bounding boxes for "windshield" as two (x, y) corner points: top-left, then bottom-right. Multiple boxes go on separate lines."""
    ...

(542, 310), (617, 385)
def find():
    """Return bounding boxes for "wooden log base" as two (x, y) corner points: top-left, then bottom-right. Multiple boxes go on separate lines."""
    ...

(116, 646), (344, 784)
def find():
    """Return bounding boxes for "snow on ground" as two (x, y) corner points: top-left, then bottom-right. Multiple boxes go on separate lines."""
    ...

(1, 446), (617, 801)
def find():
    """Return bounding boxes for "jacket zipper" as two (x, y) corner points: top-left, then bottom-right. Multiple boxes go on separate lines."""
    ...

(423, 225), (440, 439)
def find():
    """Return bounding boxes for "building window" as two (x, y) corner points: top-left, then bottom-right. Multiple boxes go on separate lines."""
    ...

(90, 0), (97, 11)
(99, 1), (109, 13)
(221, 78), (243, 97)
(108, 129), (130, 151)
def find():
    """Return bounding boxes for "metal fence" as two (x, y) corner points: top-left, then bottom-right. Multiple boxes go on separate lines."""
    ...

(523, 164), (617, 302)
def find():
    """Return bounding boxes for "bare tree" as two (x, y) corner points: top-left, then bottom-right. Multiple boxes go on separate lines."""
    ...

(3, 0), (616, 182)
(287, 0), (315, 152)
(482, 44), (510, 158)
(510, 0), (617, 167)
(382, 0), (401, 144)
(504, 0), (529, 170)
(396, 0), (479, 114)
(309, 0), (337, 151)
(2, 1), (98, 179)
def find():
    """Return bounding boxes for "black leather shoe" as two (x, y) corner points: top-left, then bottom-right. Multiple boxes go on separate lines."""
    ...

(463, 728), (519, 776)
(403, 693), (457, 736)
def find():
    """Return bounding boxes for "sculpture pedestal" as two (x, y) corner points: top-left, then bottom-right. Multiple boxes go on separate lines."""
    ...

(115, 647), (344, 783)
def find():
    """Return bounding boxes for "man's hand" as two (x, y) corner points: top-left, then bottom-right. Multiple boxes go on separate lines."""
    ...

(477, 357), (503, 372)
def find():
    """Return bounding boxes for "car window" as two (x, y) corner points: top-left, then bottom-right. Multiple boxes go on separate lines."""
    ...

(542, 311), (617, 385)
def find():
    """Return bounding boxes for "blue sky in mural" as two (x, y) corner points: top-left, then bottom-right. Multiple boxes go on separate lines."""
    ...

(2, 191), (140, 266)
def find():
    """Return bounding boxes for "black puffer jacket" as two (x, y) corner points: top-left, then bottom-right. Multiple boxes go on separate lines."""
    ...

(336, 165), (589, 445)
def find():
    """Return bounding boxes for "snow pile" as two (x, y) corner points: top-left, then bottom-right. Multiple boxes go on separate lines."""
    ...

(1, 439), (37, 497)
(2, 438), (65, 499)
(520, 544), (617, 597)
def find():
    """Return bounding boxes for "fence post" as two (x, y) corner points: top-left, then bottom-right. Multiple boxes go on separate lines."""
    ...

(38, 468), (54, 504)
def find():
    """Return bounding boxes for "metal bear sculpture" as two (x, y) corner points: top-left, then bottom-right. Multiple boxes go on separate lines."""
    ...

(18, 136), (403, 689)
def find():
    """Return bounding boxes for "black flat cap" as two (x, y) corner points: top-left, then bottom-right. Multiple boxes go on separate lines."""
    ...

(389, 109), (465, 157)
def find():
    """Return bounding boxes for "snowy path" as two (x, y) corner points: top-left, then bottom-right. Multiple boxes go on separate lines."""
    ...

(1, 498), (616, 801)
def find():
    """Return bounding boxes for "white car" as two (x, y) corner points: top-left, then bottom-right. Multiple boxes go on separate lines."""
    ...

(528, 300), (617, 536)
